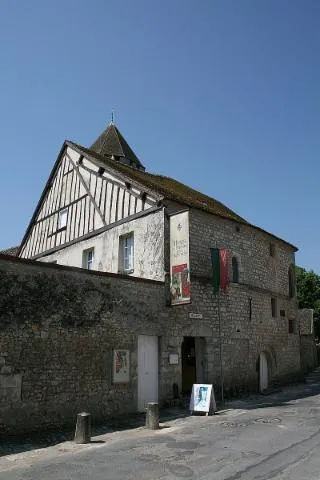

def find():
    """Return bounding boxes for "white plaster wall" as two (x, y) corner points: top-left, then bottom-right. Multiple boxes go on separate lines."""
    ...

(38, 209), (165, 281)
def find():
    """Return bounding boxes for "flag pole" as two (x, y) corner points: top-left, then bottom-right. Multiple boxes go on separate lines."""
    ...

(217, 287), (224, 404)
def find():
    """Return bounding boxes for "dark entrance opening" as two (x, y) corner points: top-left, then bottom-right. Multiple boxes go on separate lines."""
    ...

(181, 336), (196, 394)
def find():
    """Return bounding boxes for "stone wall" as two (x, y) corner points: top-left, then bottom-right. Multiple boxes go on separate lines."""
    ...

(298, 309), (317, 373)
(300, 336), (318, 374)
(189, 208), (296, 296)
(185, 208), (301, 393)
(0, 255), (166, 434)
(39, 208), (165, 282)
(298, 308), (314, 335)
(0, 237), (302, 434)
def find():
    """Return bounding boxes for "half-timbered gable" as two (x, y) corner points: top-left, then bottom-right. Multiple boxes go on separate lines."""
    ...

(19, 143), (161, 261)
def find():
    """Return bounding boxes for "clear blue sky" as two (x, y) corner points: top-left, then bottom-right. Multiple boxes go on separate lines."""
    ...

(0, 1), (319, 271)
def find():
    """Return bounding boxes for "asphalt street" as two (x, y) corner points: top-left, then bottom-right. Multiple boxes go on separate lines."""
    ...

(1, 370), (320, 480)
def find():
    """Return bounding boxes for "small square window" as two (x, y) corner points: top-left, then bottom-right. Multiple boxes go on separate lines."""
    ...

(271, 298), (277, 318)
(58, 208), (68, 230)
(82, 248), (94, 270)
(119, 233), (134, 273)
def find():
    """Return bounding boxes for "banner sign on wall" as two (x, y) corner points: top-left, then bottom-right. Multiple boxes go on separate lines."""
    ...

(170, 211), (191, 305)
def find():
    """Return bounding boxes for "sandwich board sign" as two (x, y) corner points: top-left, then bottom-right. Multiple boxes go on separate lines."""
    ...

(189, 384), (216, 415)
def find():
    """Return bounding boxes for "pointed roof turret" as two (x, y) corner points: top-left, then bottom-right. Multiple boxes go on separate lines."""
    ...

(90, 123), (145, 171)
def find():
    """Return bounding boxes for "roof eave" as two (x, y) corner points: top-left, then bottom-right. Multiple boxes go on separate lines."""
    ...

(18, 141), (69, 256)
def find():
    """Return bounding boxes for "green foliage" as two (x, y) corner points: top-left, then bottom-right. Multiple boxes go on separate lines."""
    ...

(296, 266), (320, 339)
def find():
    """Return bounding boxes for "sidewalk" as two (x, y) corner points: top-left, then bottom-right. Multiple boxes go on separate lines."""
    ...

(0, 408), (191, 458)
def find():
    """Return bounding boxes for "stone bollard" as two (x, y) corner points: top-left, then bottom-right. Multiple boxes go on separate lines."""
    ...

(74, 412), (91, 444)
(146, 402), (159, 430)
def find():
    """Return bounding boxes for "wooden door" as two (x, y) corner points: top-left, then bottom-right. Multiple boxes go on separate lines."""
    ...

(138, 335), (159, 411)
(182, 337), (196, 394)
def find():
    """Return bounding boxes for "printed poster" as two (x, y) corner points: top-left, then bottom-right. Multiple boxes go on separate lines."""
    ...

(113, 349), (130, 383)
(189, 384), (216, 413)
(170, 211), (190, 305)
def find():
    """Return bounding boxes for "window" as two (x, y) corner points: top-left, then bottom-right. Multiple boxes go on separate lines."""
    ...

(119, 233), (134, 273)
(82, 248), (94, 270)
(58, 208), (68, 230)
(288, 264), (295, 298)
(288, 318), (297, 334)
(269, 243), (276, 257)
(271, 297), (277, 318)
(232, 257), (239, 283)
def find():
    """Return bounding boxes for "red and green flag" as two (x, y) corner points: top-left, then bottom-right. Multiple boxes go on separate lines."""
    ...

(210, 248), (229, 294)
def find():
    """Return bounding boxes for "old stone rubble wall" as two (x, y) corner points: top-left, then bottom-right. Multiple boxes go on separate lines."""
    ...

(187, 208), (301, 392)
(0, 255), (166, 434)
(298, 309), (318, 373)
(0, 245), (303, 434)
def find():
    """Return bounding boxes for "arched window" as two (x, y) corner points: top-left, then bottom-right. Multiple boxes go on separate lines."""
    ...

(232, 257), (239, 283)
(288, 264), (295, 298)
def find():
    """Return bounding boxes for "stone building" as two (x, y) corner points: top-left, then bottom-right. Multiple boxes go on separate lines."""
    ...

(0, 122), (304, 431)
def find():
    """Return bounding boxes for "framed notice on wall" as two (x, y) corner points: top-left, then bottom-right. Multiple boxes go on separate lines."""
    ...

(113, 350), (130, 383)
(170, 210), (191, 305)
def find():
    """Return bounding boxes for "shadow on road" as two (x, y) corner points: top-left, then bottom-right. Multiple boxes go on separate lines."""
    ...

(224, 381), (320, 411)
(1, 380), (320, 458)
(0, 408), (190, 458)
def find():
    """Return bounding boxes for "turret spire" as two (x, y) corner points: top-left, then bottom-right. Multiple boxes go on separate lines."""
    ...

(90, 123), (145, 171)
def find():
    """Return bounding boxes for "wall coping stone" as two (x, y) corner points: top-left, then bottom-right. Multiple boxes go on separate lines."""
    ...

(0, 254), (165, 286)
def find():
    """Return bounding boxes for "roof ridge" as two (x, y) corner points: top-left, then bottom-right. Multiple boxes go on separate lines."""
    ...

(65, 141), (297, 251)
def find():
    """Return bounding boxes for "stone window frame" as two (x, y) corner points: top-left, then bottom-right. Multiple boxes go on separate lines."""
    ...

(230, 253), (243, 284)
(118, 232), (134, 274)
(271, 297), (278, 318)
(82, 247), (94, 270)
(269, 242), (276, 258)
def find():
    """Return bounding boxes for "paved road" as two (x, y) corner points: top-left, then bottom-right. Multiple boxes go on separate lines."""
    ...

(1, 372), (320, 479)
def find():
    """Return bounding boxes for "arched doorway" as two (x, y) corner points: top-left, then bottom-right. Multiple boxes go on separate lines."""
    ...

(259, 352), (268, 392)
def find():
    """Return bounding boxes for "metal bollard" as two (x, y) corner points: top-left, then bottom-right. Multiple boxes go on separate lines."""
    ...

(146, 402), (159, 430)
(74, 412), (91, 443)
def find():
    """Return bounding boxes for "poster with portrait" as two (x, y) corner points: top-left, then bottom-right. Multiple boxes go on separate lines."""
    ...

(113, 349), (130, 383)
(189, 384), (216, 413)
(170, 210), (191, 305)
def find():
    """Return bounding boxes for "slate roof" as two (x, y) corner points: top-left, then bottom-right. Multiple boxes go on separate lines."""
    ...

(90, 124), (145, 171)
